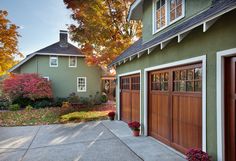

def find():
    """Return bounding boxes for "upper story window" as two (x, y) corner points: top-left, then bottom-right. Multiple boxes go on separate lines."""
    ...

(69, 56), (77, 67)
(155, 0), (166, 31)
(50, 56), (58, 67)
(153, 0), (185, 33)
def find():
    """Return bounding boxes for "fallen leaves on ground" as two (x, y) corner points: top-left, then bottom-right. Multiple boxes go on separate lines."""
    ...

(0, 103), (116, 127)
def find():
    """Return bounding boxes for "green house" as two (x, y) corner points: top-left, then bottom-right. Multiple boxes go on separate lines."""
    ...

(9, 31), (103, 98)
(109, 0), (236, 160)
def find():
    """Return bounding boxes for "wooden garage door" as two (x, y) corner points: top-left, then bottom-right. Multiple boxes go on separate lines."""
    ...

(225, 57), (236, 161)
(148, 63), (202, 154)
(120, 74), (140, 123)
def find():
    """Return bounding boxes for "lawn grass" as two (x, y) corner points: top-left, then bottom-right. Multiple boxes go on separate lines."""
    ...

(0, 104), (116, 127)
(60, 111), (109, 123)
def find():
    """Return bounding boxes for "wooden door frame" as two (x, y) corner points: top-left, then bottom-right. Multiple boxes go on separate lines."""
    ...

(117, 70), (142, 126)
(144, 55), (207, 152)
(216, 48), (236, 161)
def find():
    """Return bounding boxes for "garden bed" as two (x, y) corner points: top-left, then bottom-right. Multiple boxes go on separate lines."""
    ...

(0, 103), (116, 127)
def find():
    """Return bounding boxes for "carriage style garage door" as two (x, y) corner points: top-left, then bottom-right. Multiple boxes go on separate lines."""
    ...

(120, 74), (140, 123)
(148, 63), (202, 154)
(224, 57), (236, 161)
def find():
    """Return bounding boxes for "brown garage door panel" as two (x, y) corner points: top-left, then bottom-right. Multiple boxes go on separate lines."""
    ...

(149, 92), (170, 144)
(121, 91), (131, 123)
(172, 95), (202, 153)
(120, 74), (140, 123)
(148, 63), (202, 154)
(131, 91), (140, 122)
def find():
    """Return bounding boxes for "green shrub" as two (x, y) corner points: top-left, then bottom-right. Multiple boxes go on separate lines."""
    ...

(12, 97), (33, 108)
(79, 97), (89, 105)
(0, 97), (10, 110)
(9, 104), (20, 111)
(53, 97), (67, 107)
(100, 93), (108, 103)
(68, 93), (80, 103)
(34, 100), (52, 109)
(25, 105), (33, 111)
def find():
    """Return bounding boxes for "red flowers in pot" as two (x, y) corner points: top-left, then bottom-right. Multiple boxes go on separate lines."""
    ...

(108, 111), (115, 120)
(128, 121), (140, 137)
(186, 148), (211, 161)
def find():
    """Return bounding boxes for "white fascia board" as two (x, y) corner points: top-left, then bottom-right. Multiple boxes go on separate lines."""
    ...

(35, 52), (85, 57)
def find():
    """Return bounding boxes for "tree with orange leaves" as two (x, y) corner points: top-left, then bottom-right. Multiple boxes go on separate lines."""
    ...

(0, 10), (22, 76)
(64, 0), (142, 66)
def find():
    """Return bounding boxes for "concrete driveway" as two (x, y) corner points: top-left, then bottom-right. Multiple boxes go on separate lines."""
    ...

(0, 121), (142, 161)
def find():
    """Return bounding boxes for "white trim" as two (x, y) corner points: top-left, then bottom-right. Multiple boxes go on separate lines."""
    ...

(49, 56), (58, 67)
(77, 77), (87, 92)
(216, 48), (236, 161)
(117, 70), (142, 131)
(36, 52), (85, 57)
(127, 0), (143, 21)
(143, 55), (207, 152)
(69, 56), (77, 67)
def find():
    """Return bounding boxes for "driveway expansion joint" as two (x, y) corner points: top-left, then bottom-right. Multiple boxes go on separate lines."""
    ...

(20, 126), (41, 161)
(101, 122), (144, 161)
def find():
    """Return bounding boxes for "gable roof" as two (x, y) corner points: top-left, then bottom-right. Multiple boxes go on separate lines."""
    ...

(9, 41), (85, 72)
(109, 0), (236, 68)
(35, 41), (84, 56)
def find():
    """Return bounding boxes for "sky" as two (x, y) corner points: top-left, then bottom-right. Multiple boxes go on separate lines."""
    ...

(0, 0), (76, 58)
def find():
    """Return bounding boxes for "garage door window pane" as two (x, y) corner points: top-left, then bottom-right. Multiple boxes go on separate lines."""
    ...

(194, 81), (202, 92)
(194, 68), (202, 80)
(131, 76), (140, 90)
(186, 81), (194, 91)
(179, 80), (186, 91)
(187, 69), (194, 80)
(151, 72), (168, 91)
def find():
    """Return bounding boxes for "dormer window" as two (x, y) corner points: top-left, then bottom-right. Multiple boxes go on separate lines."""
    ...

(153, 0), (185, 34)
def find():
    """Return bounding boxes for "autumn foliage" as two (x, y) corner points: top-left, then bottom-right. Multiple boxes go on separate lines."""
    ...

(3, 73), (53, 101)
(64, 0), (142, 66)
(0, 10), (22, 75)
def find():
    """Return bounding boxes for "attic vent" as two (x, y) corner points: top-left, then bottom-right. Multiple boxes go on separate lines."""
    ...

(59, 30), (68, 48)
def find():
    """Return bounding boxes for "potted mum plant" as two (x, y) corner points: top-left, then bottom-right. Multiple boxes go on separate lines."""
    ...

(128, 121), (140, 137)
(186, 148), (211, 161)
(108, 111), (115, 120)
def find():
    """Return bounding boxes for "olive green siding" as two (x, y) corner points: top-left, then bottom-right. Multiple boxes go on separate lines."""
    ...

(18, 55), (102, 98)
(142, 0), (212, 43)
(116, 11), (236, 159)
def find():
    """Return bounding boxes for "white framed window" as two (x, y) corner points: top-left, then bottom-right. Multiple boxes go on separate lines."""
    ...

(154, 0), (167, 32)
(69, 56), (77, 67)
(170, 0), (184, 24)
(43, 76), (50, 81)
(153, 0), (185, 33)
(49, 56), (58, 67)
(77, 77), (86, 92)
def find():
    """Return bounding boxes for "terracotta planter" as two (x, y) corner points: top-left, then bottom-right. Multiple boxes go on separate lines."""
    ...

(132, 130), (140, 137)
